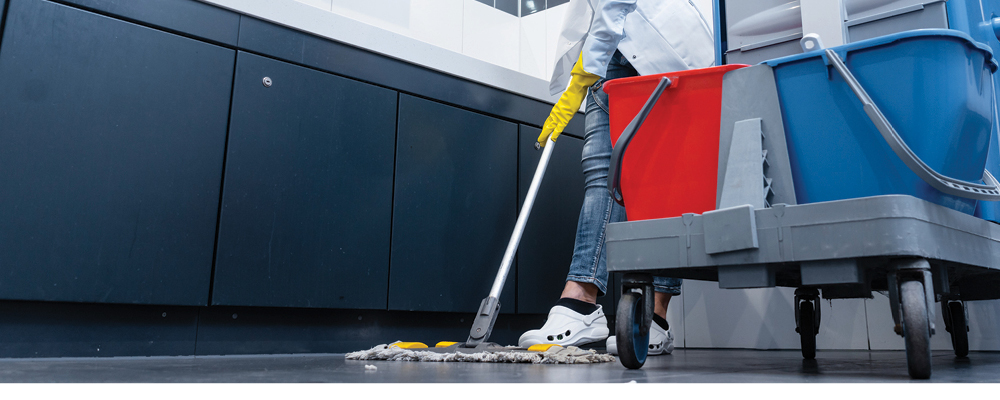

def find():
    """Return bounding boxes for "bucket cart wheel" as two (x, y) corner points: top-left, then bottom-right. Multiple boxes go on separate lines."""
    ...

(900, 278), (932, 379)
(616, 274), (654, 369)
(944, 301), (969, 358)
(794, 288), (820, 360)
(798, 301), (817, 360)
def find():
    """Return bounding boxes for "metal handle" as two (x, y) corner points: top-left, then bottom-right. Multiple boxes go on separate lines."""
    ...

(466, 137), (557, 347)
(826, 49), (1000, 201)
(608, 77), (673, 206)
(488, 137), (555, 299)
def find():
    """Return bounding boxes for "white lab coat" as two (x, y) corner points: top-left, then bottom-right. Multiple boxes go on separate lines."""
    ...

(548, 0), (716, 96)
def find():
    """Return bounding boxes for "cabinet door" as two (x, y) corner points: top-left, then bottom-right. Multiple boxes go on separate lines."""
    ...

(56, 0), (240, 46)
(389, 95), (517, 313)
(516, 126), (618, 314)
(0, 0), (233, 305)
(212, 52), (397, 309)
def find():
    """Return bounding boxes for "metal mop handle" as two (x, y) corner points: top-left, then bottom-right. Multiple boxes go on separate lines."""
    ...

(466, 137), (557, 347)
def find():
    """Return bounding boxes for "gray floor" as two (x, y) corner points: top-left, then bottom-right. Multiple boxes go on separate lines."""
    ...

(0, 349), (997, 383)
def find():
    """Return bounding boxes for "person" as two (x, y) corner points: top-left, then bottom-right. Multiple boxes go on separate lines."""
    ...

(518, 0), (715, 355)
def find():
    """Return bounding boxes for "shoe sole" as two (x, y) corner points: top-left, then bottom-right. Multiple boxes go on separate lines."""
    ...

(606, 340), (672, 356)
(520, 325), (609, 348)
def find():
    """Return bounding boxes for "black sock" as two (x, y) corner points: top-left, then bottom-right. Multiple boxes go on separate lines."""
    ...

(653, 314), (669, 331)
(555, 297), (599, 315)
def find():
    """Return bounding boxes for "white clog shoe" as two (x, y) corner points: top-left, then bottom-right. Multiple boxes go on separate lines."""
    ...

(606, 321), (673, 356)
(518, 305), (609, 347)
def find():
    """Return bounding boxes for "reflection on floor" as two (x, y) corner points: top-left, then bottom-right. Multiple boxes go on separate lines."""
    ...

(0, 349), (997, 383)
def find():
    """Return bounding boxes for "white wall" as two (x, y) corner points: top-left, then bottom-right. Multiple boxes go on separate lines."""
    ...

(293, 0), (569, 81)
(200, 0), (560, 104)
(297, 0), (713, 81)
(675, 280), (1000, 352)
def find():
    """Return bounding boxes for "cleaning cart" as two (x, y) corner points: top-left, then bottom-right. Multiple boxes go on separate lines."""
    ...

(603, 29), (1000, 379)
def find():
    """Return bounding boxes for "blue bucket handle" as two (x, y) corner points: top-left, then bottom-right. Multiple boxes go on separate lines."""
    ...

(826, 49), (1000, 201)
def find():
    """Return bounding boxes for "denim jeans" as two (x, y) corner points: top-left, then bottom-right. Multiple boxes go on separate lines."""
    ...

(565, 51), (682, 297)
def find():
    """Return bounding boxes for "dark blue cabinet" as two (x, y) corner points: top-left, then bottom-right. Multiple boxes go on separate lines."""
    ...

(213, 52), (397, 309)
(0, 0), (234, 305)
(235, 16), (583, 136)
(389, 95), (518, 313)
(57, 0), (240, 46)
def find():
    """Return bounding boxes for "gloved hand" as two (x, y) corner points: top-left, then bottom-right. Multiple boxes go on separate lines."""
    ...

(537, 53), (600, 147)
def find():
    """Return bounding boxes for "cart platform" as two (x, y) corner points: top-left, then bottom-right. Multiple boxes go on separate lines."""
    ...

(607, 195), (1000, 300)
(606, 195), (1000, 378)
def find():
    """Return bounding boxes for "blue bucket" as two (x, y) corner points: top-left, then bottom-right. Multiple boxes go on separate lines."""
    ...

(764, 30), (998, 214)
(948, 0), (1000, 222)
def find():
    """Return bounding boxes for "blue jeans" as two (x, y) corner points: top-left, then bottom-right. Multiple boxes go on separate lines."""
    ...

(566, 51), (682, 297)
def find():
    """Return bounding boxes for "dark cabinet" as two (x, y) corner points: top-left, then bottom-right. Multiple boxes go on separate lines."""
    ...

(516, 127), (617, 315)
(212, 52), (397, 309)
(389, 95), (518, 313)
(0, 0), (234, 305)
(56, 0), (240, 46)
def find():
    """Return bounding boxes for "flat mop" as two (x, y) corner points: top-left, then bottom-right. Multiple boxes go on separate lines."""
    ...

(346, 138), (615, 364)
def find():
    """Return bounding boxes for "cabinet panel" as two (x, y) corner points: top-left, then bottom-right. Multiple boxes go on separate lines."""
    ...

(213, 52), (397, 309)
(236, 16), (587, 140)
(516, 127), (617, 314)
(0, 301), (199, 358)
(390, 95), (517, 313)
(0, 0), (233, 305)
(57, 0), (240, 46)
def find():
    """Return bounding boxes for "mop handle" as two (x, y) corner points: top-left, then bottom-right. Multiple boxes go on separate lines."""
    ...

(488, 137), (557, 299)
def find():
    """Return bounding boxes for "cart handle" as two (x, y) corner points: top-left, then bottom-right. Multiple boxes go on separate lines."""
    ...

(608, 77), (673, 205)
(826, 49), (1000, 201)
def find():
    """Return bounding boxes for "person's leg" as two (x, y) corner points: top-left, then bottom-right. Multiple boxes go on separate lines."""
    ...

(521, 52), (685, 350)
(562, 56), (684, 316)
(561, 52), (636, 299)
(518, 52), (636, 347)
(653, 277), (681, 319)
(560, 280), (599, 304)
(655, 293), (671, 319)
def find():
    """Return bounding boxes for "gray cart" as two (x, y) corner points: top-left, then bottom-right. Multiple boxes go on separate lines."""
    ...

(603, 61), (1000, 379)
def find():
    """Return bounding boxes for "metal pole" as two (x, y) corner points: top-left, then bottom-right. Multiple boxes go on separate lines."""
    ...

(487, 137), (556, 299)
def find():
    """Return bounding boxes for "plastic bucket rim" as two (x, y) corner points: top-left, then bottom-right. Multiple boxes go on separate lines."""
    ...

(762, 29), (998, 73)
(602, 64), (750, 96)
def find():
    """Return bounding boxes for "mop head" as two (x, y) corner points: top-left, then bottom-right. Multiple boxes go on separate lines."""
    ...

(346, 342), (616, 364)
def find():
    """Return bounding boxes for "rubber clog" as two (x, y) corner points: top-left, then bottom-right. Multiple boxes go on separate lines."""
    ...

(518, 305), (609, 347)
(606, 322), (673, 356)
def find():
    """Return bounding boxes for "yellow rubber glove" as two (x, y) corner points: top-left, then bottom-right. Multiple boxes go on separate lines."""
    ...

(537, 53), (600, 147)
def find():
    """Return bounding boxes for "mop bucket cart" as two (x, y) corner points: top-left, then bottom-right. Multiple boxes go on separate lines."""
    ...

(603, 30), (1000, 379)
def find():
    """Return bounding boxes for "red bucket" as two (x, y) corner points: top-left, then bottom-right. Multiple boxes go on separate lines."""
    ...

(603, 64), (747, 221)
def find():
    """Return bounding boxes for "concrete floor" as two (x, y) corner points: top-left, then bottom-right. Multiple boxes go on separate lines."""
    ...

(0, 349), (997, 383)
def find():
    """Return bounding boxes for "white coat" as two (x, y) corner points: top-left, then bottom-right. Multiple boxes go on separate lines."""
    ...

(548, 0), (716, 96)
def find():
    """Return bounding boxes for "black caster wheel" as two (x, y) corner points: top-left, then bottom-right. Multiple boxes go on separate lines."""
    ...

(946, 301), (969, 358)
(798, 300), (817, 360)
(794, 288), (820, 360)
(900, 279), (932, 379)
(615, 291), (649, 369)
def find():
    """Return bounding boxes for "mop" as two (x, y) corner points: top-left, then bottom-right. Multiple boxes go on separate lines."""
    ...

(345, 138), (616, 364)
(345, 342), (615, 364)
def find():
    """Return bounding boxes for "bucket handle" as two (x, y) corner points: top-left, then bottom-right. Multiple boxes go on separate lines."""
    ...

(608, 77), (673, 205)
(826, 49), (1000, 201)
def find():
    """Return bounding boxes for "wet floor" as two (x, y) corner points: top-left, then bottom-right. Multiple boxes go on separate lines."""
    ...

(0, 349), (996, 383)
